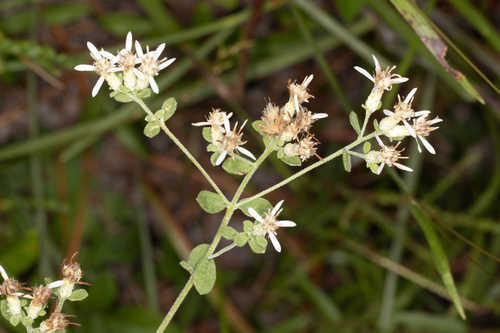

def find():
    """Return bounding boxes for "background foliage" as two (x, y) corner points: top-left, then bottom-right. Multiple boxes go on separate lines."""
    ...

(0, 0), (499, 332)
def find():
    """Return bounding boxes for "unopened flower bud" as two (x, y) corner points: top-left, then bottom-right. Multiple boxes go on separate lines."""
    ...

(106, 73), (121, 91)
(364, 87), (383, 113)
(385, 125), (410, 139)
(379, 116), (398, 132)
(27, 286), (52, 319)
(284, 143), (299, 157)
(123, 70), (137, 90)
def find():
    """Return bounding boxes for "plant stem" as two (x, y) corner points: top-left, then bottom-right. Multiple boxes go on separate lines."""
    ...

(237, 131), (380, 208)
(358, 110), (371, 138)
(130, 95), (229, 204)
(56, 297), (66, 312)
(347, 150), (365, 159)
(156, 143), (275, 333)
(208, 242), (237, 259)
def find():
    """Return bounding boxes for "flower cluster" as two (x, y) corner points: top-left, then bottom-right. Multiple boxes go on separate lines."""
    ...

(75, 32), (175, 97)
(193, 109), (256, 166)
(0, 254), (86, 332)
(354, 56), (442, 174)
(258, 75), (328, 162)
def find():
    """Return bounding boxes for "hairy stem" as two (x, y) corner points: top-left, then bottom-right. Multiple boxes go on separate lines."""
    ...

(156, 143), (276, 332)
(208, 242), (237, 259)
(130, 94), (229, 204)
(359, 110), (371, 138)
(237, 131), (380, 208)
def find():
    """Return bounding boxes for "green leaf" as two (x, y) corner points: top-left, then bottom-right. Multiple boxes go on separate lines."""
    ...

(110, 91), (133, 103)
(196, 190), (227, 214)
(362, 141), (371, 154)
(1, 300), (10, 320)
(202, 127), (213, 142)
(389, 0), (484, 104)
(252, 120), (264, 136)
(193, 258), (216, 295)
(143, 122), (161, 138)
(342, 150), (351, 172)
(248, 236), (267, 254)
(9, 314), (20, 327)
(349, 111), (361, 135)
(136, 88), (152, 99)
(373, 119), (379, 131)
(234, 233), (249, 247)
(243, 220), (254, 234)
(182, 243), (210, 274)
(179, 261), (192, 273)
(68, 289), (88, 302)
(207, 144), (217, 152)
(410, 204), (466, 319)
(222, 156), (253, 175)
(220, 226), (238, 240)
(239, 198), (272, 218)
(161, 97), (177, 121)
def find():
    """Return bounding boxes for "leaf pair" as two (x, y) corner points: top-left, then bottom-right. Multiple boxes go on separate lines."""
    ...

(180, 244), (216, 295)
(143, 97), (177, 138)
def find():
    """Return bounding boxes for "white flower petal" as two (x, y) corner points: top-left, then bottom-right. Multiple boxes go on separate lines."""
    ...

(248, 208), (264, 223)
(222, 115), (230, 133)
(74, 64), (95, 71)
(149, 77), (159, 94)
(376, 163), (385, 175)
(276, 220), (296, 227)
(419, 136), (436, 154)
(91, 76), (105, 97)
(383, 109), (394, 116)
(304, 74), (314, 87)
(372, 55), (381, 73)
(125, 31), (133, 51)
(390, 77), (409, 84)
(269, 233), (281, 252)
(135, 40), (144, 58)
(354, 66), (375, 82)
(294, 94), (300, 114)
(428, 118), (443, 125)
(108, 67), (122, 73)
(159, 57), (176, 70)
(216, 151), (227, 166)
(415, 110), (431, 117)
(395, 163), (413, 172)
(154, 43), (166, 60)
(226, 112), (233, 120)
(415, 138), (422, 153)
(271, 200), (284, 216)
(101, 50), (117, 62)
(47, 280), (64, 289)
(403, 120), (416, 137)
(133, 68), (145, 80)
(404, 88), (417, 104)
(237, 147), (256, 160)
(0, 265), (8, 280)
(87, 41), (101, 60)
(375, 135), (385, 147)
(312, 113), (328, 119)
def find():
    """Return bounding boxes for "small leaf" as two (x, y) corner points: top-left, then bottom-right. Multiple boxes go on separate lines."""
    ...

(9, 314), (20, 327)
(373, 119), (380, 131)
(144, 122), (161, 138)
(196, 190), (227, 214)
(207, 144), (217, 152)
(243, 220), (254, 233)
(193, 259), (216, 295)
(68, 289), (88, 302)
(239, 198), (272, 217)
(234, 233), (248, 247)
(1, 300), (10, 320)
(210, 152), (221, 166)
(221, 226), (237, 240)
(248, 236), (267, 254)
(349, 111), (361, 134)
(222, 156), (253, 175)
(410, 204), (466, 319)
(342, 150), (351, 172)
(136, 88), (152, 99)
(179, 260), (193, 273)
(185, 244), (210, 269)
(252, 120), (264, 135)
(161, 97), (177, 121)
(202, 127), (213, 142)
(362, 142), (371, 154)
(110, 91), (133, 103)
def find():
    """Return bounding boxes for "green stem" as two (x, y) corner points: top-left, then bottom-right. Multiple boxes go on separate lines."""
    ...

(208, 242), (237, 259)
(130, 95), (229, 204)
(358, 110), (371, 138)
(237, 131), (380, 208)
(156, 143), (276, 333)
(55, 297), (66, 312)
(347, 150), (365, 159)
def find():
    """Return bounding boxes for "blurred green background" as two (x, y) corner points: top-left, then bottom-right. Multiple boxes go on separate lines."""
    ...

(0, 0), (499, 332)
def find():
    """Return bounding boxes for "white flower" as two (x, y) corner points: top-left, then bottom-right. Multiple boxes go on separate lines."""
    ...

(192, 109), (233, 128)
(372, 136), (413, 174)
(411, 115), (443, 154)
(74, 41), (119, 97)
(112, 32), (143, 90)
(248, 200), (296, 252)
(354, 55), (408, 113)
(135, 40), (176, 94)
(213, 117), (256, 166)
(0, 264), (8, 281)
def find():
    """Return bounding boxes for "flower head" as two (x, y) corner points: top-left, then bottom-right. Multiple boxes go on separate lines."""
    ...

(135, 40), (176, 93)
(74, 42), (119, 97)
(259, 103), (287, 137)
(411, 115), (443, 154)
(248, 200), (296, 252)
(39, 312), (72, 333)
(214, 117), (256, 165)
(366, 136), (413, 175)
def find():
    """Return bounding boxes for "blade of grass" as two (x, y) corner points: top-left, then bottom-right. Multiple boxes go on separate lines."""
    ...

(389, 0), (485, 103)
(410, 204), (466, 319)
(290, 3), (351, 113)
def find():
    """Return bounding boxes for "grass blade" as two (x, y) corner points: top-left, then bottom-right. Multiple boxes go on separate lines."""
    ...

(389, 0), (484, 104)
(410, 204), (466, 319)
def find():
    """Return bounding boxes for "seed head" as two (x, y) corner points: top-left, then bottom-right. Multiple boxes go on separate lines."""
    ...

(39, 312), (71, 333)
(259, 103), (287, 137)
(0, 278), (21, 296)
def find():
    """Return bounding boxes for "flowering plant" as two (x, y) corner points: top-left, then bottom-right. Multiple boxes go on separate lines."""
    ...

(74, 33), (442, 332)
